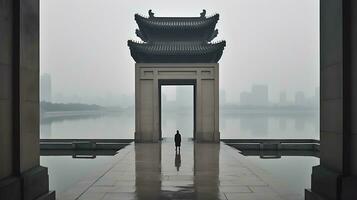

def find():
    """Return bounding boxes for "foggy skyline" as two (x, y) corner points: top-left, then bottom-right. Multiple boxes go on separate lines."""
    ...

(40, 0), (319, 106)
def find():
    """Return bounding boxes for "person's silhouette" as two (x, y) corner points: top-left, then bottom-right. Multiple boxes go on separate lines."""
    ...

(174, 130), (181, 152)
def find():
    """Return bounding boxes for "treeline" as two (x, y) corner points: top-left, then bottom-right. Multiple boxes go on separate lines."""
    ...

(40, 102), (103, 112)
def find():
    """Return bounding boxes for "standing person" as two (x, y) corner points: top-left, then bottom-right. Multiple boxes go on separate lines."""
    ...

(174, 130), (181, 152)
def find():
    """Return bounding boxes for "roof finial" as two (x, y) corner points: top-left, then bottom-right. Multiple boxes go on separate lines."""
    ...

(200, 9), (206, 18)
(149, 10), (155, 18)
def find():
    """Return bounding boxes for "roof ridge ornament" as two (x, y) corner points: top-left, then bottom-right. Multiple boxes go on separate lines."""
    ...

(200, 9), (206, 18)
(149, 10), (155, 18)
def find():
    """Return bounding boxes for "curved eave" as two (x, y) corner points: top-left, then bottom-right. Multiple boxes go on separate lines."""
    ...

(127, 40), (226, 63)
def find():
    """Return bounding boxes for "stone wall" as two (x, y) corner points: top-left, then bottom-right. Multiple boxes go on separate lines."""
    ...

(0, 0), (14, 180)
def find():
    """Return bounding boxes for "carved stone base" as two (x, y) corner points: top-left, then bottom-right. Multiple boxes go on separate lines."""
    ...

(341, 175), (357, 200)
(306, 165), (357, 200)
(33, 191), (55, 200)
(0, 176), (21, 200)
(305, 189), (328, 200)
(310, 165), (341, 200)
(0, 166), (55, 200)
(21, 166), (55, 200)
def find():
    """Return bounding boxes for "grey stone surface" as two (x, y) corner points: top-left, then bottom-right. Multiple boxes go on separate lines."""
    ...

(21, 68), (39, 102)
(352, 90), (357, 134)
(341, 176), (357, 200)
(320, 99), (343, 134)
(352, 1), (357, 137)
(71, 140), (300, 200)
(0, 176), (21, 200)
(311, 165), (341, 200)
(0, 100), (12, 179)
(20, 130), (40, 173)
(17, 0), (40, 173)
(320, 65), (342, 100)
(0, 66), (12, 100)
(0, 0), (13, 66)
(320, 0), (342, 69)
(19, 0), (39, 71)
(351, 133), (357, 175)
(35, 191), (55, 200)
(20, 101), (39, 134)
(22, 166), (50, 200)
(320, 132), (343, 172)
(0, 0), (14, 180)
(308, 1), (354, 200)
(305, 189), (326, 200)
(20, 101), (40, 172)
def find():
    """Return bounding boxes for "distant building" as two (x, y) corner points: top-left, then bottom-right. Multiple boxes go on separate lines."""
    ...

(279, 91), (288, 106)
(40, 73), (52, 102)
(251, 85), (269, 106)
(240, 91), (251, 106)
(295, 91), (306, 106)
(240, 85), (269, 106)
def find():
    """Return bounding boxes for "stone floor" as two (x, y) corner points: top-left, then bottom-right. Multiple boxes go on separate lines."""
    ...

(58, 139), (302, 200)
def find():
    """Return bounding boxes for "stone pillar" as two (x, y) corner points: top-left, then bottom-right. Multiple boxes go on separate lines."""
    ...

(305, 0), (357, 199)
(0, 0), (55, 199)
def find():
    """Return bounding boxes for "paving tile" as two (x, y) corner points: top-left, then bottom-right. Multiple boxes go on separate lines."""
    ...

(102, 192), (136, 200)
(225, 192), (284, 200)
(73, 140), (292, 200)
(78, 192), (106, 200)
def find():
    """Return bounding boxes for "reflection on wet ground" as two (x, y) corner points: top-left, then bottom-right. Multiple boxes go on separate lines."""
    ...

(58, 139), (302, 200)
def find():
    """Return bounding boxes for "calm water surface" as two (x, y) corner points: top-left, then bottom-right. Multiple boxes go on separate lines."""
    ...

(40, 110), (319, 197)
(40, 110), (319, 139)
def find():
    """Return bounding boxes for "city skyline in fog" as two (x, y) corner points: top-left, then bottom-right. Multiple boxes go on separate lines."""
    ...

(40, 0), (319, 106)
(41, 74), (318, 107)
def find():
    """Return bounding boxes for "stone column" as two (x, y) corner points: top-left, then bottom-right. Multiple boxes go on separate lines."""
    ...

(306, 0), (357, 199)
(0, 0), (54, 199)
(195, 65), (220, 142)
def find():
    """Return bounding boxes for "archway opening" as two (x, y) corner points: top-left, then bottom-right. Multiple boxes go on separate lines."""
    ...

(160, 85), (195, 140)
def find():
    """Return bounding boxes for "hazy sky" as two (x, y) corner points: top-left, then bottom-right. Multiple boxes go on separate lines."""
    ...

(40, 0), (319, 105)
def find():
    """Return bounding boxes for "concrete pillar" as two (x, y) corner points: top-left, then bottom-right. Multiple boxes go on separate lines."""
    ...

(306, 0), (357, 199)
(0, 0), (54, 199)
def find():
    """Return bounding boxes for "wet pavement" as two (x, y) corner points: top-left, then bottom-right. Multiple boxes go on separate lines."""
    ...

(58, 139), (302, 200)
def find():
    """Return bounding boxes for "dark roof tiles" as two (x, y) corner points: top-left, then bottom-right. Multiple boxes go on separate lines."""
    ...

(128, 10), (225, 63)
(128, 41), (226, 63)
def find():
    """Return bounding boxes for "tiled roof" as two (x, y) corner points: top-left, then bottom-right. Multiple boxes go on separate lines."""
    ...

(128, 10), (226, 63)
(127, 41), (226, 63)
(134, 11), (219, 42)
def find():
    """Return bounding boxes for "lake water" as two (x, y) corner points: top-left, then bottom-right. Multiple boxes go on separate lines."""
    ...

(40, 109), (319, 139)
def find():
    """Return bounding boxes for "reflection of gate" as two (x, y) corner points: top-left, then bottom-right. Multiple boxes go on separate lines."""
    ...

(135, 63), (220, 142)
(128, 10), (225, 142)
